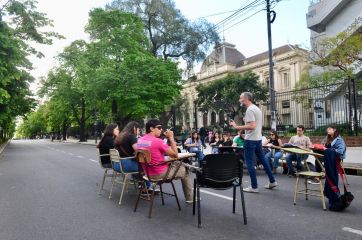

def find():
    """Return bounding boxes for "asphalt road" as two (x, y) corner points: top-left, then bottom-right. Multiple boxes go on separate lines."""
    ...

(0, 139), (361, 240)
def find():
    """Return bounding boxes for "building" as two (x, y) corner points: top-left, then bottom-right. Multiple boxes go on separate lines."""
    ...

(306, 0), (362, 129)
(180, 42), (309, 130)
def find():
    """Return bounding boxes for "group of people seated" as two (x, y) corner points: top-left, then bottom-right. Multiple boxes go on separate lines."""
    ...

(98, 121), (347, 211)
(97, 119), (194, 204)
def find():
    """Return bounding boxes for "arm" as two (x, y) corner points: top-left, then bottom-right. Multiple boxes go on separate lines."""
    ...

(229, 119), (256, 131)
(333, 137), (346, 159)
(165, 131), (178, 158)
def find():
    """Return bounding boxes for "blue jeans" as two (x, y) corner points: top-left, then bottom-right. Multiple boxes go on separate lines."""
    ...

(264, 150), (283, 169)
(113, 159), (138, 173)
(211, 147), (219, 154)
(286, 153), (307, 174)
(244, 140), (275, 189)
(189, 147), (205, 165)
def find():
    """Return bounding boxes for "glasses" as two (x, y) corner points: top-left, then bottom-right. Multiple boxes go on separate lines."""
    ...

(155, 125), (163, 130)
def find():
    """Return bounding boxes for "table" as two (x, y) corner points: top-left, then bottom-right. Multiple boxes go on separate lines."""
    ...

(169, 152), (196, 161)
(216, 146), (243, 154)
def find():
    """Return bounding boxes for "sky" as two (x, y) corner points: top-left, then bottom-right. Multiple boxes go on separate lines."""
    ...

(29, 0), (311, 91)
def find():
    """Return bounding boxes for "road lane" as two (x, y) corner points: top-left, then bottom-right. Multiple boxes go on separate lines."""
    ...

(0, 139), (361, 240)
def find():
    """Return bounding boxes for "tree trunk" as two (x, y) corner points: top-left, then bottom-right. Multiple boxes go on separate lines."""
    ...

(62, 119), (68, 141)
(159, 110), (173, 128)
(79, 98), (87, 142)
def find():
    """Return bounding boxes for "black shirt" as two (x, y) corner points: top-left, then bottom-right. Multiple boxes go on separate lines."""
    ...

(116, 134), (137, 157)
(98, 135), (115, 166)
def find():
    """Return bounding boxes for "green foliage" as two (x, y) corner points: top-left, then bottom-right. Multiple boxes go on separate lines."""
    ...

(16, 105), (48, 138)
(107, 0), (220, 69)
(295, 68), (345, 89)
(196, 72), (268, 118)
(0, 0), (61, 140)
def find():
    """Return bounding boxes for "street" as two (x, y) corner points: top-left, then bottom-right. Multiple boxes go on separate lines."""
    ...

(0, 140), (361, 240)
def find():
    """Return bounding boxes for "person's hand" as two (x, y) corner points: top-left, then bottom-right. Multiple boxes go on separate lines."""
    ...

(164, 130), (174, 139)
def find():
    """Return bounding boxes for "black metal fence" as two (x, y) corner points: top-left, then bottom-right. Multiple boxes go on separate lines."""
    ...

(265, 82), (362, 135)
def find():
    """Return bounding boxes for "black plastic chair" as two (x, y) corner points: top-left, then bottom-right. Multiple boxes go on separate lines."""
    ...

(193, 153), (247, 228)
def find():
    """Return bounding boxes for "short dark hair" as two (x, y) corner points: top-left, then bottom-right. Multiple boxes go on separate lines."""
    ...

(145, 119), (161, 133)
(297, 125), (305, 131)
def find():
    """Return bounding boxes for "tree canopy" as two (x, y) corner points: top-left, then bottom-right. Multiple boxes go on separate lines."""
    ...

(107, 0), (220, 70)
(0, 0), (61, 140)
(196, 72), (268, 119)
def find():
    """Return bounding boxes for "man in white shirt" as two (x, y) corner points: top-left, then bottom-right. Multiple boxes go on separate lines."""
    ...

(230, 92), (277, 193)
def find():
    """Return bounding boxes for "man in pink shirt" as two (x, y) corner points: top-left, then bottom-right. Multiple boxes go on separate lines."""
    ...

(137, 119), (193, 203)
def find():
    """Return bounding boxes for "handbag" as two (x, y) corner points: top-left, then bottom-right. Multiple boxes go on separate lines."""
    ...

(325, 159), (354, 211)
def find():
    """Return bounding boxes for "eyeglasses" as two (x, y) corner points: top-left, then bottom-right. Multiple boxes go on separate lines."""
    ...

(155, 125), (163, 130)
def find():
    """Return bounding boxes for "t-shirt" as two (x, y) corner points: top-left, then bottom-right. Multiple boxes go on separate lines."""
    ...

(244, 104), (262, 141)
(137, 134), (169, 176)
(98, 135), (115, 166)
(233, 136), (244, 147)
(116, 134), (137, 157)
(289, 135), (313, 148)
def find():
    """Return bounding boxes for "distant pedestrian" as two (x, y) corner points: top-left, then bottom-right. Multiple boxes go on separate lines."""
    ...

(230, 92), (277, 193)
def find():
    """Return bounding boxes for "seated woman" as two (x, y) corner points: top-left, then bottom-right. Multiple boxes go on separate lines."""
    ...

(209, 132), (222, 154)
(114, 121), (141, 172)
(318, 126), (346, 210)
(97, 124), (120, 167)
(219, 132), (233, 153)
(263, 130), (283, 174)
(184, 131), (205, 165)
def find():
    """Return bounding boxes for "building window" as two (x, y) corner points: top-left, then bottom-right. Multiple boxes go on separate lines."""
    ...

(282, 100), (290, 108)
(211, 112), (216, 125)
(283, 72), (290, 89)
(264, 76), (269, 88)
(282, 114), (291, 125)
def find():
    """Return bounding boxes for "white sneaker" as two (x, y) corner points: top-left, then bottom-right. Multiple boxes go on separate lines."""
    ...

(243, 186), (259, 193)
(264, 181), (278, 189)
(185, 198), (201, 204)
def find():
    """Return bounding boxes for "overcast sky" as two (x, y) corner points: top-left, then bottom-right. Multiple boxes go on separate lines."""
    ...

(29, 0), (310, 91)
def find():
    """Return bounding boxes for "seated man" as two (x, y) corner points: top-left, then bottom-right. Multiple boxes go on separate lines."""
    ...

(232, 130), (244, 159)
(137, 119), (194, 203)
(286, 125), (313, 176)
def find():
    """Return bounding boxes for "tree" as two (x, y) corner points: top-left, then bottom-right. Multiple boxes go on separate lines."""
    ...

(0, 0), (62, 140)
(107, 0), (220, 70)
(196, 72), (268, 120)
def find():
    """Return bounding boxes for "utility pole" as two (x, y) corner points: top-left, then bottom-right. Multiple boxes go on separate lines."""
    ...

(94, 93), (98, 144)
(266, 0), (277, 131)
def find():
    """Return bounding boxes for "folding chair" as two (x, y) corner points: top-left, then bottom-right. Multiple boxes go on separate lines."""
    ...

(97, 149), (113, 195)
(134, 149), (182, 218)
(109, 149), (139, 205)
(193, 153), (247, 228)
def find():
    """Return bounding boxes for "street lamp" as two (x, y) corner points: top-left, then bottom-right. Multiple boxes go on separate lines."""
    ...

(193, 100), (198, 130)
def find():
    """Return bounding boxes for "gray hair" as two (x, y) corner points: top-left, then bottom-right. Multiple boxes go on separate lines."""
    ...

(241, 92), (253, 102)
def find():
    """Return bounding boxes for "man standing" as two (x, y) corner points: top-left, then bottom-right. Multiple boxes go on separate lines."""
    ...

(285, 125), (313, 176)
(230, 92), (277, 193)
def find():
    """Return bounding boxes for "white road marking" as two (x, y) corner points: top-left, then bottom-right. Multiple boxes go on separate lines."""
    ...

(89, 159), (98, 163)
(61, 150), (65, 153)
(77, 155), (84, 158)
(342, 227), (362, 236)
(68, 153), (74, 156)
(199, 189), (233, 201)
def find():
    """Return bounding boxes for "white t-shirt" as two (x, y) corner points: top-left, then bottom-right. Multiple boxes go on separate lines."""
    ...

(244, 104), (262, 141)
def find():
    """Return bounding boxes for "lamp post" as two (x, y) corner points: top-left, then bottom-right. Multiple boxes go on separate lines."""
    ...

(266, 0), (277, 131)
(194, 100), (198, 131)
(94, 92), (98, 144)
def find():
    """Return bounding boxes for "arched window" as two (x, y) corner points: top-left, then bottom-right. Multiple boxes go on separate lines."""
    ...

(203, 112), (208, 127)
(219, 110), (225, 125)
(211, 112), (216, 125)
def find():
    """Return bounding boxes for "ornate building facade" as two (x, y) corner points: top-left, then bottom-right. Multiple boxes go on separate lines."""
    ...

(180, 42), (309, 130)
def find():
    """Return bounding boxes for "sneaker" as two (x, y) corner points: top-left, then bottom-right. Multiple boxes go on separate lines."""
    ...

(185, 198), (201, 204)
(243, 186), (259, 193)
(264, 181), (278, 189)
(308, 178), (320, 185)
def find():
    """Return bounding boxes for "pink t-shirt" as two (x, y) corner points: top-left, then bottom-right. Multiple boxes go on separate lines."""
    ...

(137, 134), (169, 176)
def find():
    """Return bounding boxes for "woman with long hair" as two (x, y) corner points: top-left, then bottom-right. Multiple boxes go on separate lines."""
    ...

(264, 130), (283, 174)
(184, 131), (205, 165)
(114, 121), (141, 172)
(321, 125), (347, 211)
(97, 123), (119, 167)
(209, 132), (222, 153)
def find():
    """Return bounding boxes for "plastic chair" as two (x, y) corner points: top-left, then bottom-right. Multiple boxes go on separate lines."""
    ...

(97, 149), (113, 195)
(109, 149), (139, 205)
(193, 153), (247, 228)
(134, 149), (182, 218)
